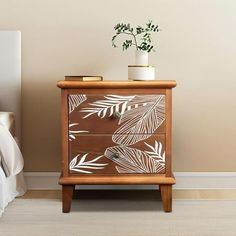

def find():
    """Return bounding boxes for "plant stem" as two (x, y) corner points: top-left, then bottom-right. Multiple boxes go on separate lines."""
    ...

(132, 32), (138, 50)
(120, 32), (138, 50)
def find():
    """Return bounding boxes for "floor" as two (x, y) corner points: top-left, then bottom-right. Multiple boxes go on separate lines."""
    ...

(1, 190), (236, 236)
(20, 189), (236, 200)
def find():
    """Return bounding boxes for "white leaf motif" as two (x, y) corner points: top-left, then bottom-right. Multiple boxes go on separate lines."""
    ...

(105, 145), (164, 174)
(144, 141), (165, 166)
(80, 95), (135, 119)
(69, 154), (108, 174)
(69, 123), (89, 141)
(69, 95), (87, 113)
(112, 95), (165, 145)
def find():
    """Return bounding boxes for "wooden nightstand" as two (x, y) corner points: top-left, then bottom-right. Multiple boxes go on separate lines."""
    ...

(57, 80), (177, 213)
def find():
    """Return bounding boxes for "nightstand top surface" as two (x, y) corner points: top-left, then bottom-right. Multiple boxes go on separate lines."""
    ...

(57, 80), (177, 89)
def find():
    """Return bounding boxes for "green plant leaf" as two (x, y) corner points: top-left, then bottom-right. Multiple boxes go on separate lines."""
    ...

(112, 20), (159, 51)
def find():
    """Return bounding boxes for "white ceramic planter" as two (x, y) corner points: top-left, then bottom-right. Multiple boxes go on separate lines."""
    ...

(128, 50), (155, 80)
(135, 50), (148, 65)
(128, 65), (155, 81)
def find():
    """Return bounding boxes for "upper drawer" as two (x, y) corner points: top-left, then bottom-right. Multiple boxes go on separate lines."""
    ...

(68, 94), (166, 135)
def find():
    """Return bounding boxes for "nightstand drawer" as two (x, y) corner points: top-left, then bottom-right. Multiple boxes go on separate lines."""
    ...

(69, 134), (166, 175)
(68, 94), (166, 135)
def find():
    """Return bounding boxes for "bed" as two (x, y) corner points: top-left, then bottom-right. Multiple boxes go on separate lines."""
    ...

(0, 112), (26, 216)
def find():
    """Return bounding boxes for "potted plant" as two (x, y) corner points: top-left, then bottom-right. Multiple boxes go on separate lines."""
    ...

(112, 20), (159, 80)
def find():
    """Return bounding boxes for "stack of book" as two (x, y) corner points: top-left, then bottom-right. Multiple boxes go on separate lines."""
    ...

(65, 76), (103, 81)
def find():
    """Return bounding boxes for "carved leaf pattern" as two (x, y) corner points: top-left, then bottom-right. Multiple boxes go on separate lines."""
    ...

(69, 123), (89, 141)
(144, 141), (165, 166)
(112, 95), (165, 145)
(80, 95), (135, 118)
(68, 94), (166, 174)
(105, 145), (164, 174)
(69, 153), (108, 174)
(69, 95), (87, 113)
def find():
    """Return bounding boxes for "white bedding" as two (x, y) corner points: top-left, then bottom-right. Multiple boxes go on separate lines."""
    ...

(0, 123), (26, 216)
(0, 124), (24, 176)
(0, 169), (26, 216)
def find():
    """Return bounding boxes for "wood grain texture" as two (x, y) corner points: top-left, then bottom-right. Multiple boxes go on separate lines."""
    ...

(165, 89), (172, 177)
(58, 80), (176, 212)
(68, 94), (166, 134)
(59, 175), (176, 185)
(160, 184), (172, 212)
(62, 185), (74, 213)
(57, 80), (177, 89)
(61, 90), (69, 176)
(69, 134), (166, 175)
(68, 88), (166, 95)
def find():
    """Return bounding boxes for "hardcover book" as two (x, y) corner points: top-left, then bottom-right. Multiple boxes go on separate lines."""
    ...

(65, 76), (103, 81)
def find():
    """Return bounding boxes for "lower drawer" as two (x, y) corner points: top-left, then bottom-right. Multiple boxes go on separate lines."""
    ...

(69, 135), (166, 175)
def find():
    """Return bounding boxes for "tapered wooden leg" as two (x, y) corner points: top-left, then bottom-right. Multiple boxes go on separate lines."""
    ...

(160, 184), (172, 212)
(62, 185), (74, 213)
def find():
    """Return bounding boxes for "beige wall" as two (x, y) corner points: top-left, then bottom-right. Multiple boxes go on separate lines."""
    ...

(0, 0), (236, 172)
